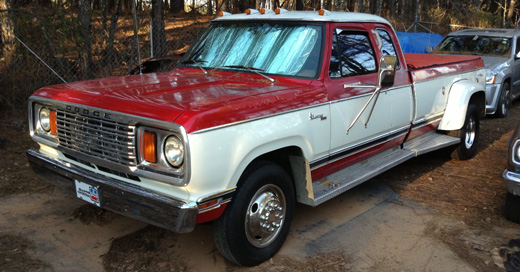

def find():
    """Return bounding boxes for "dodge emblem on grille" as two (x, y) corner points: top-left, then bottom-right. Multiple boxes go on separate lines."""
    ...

(66, 105), (112, 119)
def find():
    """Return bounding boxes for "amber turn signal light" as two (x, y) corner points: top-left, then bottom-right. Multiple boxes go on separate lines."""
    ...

(143, 132), (157, 163)
(50, 111), (57, 135)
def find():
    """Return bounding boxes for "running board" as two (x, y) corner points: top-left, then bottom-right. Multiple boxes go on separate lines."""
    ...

(403, 132), (460, 156)
(307, 132), (460, 206)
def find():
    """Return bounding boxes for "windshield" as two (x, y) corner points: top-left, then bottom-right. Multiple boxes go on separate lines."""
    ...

(180, 22), (323, 78)
(435, 35), (511, 57)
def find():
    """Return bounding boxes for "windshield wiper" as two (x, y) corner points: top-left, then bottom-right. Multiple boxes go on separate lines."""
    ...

(221, 65), (275, 83)
(179, 59), (208, 75)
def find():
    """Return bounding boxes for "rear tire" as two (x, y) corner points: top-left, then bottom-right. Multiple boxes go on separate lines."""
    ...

(449, 103), (480, 160)
(213, 161), (295, 266)
(495, 82), (511, 118)
(505, 192), (520, 223)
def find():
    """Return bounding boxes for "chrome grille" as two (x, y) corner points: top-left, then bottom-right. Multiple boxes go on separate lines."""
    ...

(56, 109), (137, 166)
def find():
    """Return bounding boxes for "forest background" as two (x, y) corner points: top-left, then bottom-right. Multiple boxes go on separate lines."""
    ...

(0, 0), (518, 114)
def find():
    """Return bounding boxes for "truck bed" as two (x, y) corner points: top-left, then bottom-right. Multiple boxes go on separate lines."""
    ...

(405, 53), (484, 82)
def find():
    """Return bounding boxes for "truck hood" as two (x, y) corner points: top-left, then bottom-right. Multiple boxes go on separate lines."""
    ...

(33, 70), (327, 133)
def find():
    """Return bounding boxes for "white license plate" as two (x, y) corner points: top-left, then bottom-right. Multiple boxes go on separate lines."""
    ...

(75, 180), (101, 207)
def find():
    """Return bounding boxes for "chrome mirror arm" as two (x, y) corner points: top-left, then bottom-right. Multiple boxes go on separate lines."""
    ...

(345, 86), (380, 134)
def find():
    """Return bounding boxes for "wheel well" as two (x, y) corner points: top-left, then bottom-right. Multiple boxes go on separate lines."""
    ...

(252, 146), (304, 181)
(238, 146), (308, 202)
(470, 90), (486, 118)
(503, 77), (512, 87)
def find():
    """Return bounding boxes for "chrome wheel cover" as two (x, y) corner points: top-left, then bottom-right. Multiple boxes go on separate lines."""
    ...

(245, 184), (286, 248)
(464, 115), (476, 149)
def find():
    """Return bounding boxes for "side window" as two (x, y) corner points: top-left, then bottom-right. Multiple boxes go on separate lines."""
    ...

(329, 30), (377, 78)
(376, 29), (400, 68)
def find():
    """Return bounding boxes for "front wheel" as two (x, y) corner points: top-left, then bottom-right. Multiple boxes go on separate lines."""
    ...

(449, 103), (480, 160)
(495, 82), (511, 118)
(212, 161), (295, 266)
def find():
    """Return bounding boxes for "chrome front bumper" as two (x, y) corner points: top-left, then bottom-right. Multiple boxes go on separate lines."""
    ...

(504, 170), (520, 196)
(27, 149), (198, 233)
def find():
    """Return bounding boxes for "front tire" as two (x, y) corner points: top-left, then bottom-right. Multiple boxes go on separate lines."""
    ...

(505, 192), (520, 223)
(450, 103), (480, 160)
(495, 82), (511, 118)
(213, 161), (295, 266)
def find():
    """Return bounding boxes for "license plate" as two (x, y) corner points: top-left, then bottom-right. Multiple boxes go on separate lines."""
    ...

(75, 180), (101, 207)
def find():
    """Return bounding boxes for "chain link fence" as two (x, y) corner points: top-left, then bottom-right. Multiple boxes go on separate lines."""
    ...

(0, 4), (211, 114)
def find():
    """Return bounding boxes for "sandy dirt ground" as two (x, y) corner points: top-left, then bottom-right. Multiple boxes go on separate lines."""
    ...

(2, 101), (520, 271)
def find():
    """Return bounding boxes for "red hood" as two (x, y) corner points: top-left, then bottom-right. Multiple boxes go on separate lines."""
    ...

(33, 69), (327, 133)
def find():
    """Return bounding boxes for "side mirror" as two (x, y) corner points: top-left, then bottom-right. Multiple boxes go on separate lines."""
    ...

(378, 56), (397, 88)
(516, 51), (520, 59)
(425, 46), (434, 53)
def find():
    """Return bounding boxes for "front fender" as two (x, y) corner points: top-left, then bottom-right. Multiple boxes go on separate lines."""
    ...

(438, 79), (486, 131)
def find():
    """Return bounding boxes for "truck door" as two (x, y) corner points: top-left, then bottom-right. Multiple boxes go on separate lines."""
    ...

(326, 24), (413, 167)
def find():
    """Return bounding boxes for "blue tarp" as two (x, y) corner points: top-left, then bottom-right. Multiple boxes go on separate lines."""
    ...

(396, 32), (444, 54)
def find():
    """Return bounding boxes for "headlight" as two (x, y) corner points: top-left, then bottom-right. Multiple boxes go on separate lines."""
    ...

(514, 140), (520, 165)
(485, 70), (497, 84)
(33, 103), (57, 140)
(164, 136), (184, 167)
(136, 125), (189, 185)
(39, 107), (51, 132)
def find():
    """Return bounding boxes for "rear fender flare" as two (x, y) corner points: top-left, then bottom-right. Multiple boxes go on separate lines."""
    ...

(438, 79), (485, 131)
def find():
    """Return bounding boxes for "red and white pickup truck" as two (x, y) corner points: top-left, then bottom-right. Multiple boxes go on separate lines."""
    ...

(27, 10), (486, 266)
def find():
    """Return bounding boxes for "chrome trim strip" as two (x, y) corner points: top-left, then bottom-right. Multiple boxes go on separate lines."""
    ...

(197, 187), (237, 203)
(197, 187), (237, 213)
(328, 126), (410, 165)
(330, 125), (409, 157)
(309, 125), (410, 170)
(190, 100), (331, 135)
(309, 154), (329, 169)
(412, 112), (443, 129)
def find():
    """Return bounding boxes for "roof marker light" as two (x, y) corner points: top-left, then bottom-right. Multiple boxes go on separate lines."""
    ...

(217, 11), (231, 17)
(245, 8), (259, 15)
(260, 8), (274, 14)
(319, 9), (331, 16)
(275, 8), (288, 14)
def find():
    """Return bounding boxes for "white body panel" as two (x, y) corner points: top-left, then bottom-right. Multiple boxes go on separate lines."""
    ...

(185, 104), (331, 201)
(413, 69), (485, 129)
(329, 85), (413, 157)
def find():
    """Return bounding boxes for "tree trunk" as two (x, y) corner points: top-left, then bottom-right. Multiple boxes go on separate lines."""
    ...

(389, 0), (395, 19)
(296, 0), (303, 10)
(354, 0), (362, 12)
(375, 0), (383, 15)
(507, 0), (517, 27)
(0, 0), (17, 67)
(78, 0), (93, 79)
(325, 0), (332, 10)
(170, 0), (184, 13)
(101, 0), (107, 32)
(102, 0), (122, 71)
(151, 0), (167, 57)
(129, 0), (140, 74)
